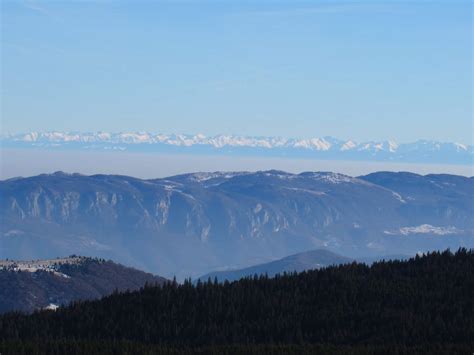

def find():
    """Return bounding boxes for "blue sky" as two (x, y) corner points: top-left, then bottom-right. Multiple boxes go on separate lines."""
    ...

(1, 0), (472, 143)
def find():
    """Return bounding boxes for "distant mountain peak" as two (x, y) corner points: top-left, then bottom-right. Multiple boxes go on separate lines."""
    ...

(298, 171), (359, 184)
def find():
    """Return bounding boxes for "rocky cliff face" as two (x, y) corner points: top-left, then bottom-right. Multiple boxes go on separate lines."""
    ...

(1, 171), (472, 278)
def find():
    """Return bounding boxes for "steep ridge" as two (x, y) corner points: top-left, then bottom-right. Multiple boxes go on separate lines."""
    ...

(1, 171), (472, 278)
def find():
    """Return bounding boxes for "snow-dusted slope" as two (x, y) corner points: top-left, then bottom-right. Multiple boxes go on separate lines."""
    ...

(2, 131), (472, 164)
(0, 256), (166, 313)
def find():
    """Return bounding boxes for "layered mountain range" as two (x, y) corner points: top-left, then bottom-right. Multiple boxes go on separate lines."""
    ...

(2, 131), (472, 164)
(1, 170), (473, 278)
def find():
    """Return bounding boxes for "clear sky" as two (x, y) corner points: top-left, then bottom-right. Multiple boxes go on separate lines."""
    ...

(1, 0), (472, 143)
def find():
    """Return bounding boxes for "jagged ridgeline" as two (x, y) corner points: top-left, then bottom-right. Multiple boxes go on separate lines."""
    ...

(3, 131), (473, 164)
(1, 249), (472, 354)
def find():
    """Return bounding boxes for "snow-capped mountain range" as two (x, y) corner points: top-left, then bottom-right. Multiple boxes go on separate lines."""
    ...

(2, 131), (472, 164)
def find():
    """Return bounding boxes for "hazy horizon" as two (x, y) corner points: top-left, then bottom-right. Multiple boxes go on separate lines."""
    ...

(2, 149), (472, 180)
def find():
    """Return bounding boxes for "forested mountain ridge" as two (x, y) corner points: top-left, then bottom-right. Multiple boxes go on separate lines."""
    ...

(1, 171), (472, 279)
(0, 256), (166, 313)
(0, 249), (472, 354)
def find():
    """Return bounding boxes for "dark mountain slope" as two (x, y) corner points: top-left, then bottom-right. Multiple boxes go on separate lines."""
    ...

(0, 256), (166, 313)
(0, 250), (472, 353)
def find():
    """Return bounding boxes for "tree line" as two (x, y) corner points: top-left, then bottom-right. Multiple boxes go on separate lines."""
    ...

(0, 249), (472, 354)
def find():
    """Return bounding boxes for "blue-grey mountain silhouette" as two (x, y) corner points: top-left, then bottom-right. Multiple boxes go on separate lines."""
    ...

(1, 170), (472, 278)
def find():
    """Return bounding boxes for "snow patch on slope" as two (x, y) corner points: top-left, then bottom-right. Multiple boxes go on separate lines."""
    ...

(384, 224), (462, 236)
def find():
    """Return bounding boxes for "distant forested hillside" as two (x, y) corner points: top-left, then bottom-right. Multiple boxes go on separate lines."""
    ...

(0, 257), (166, 313)
(0, 249), (472, 354)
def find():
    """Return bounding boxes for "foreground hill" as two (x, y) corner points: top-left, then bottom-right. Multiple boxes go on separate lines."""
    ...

(195, 249), (411, 283)
(0, 256), (166, 313)
(1, 170), (472, 278)
(0, 249), (472, 354)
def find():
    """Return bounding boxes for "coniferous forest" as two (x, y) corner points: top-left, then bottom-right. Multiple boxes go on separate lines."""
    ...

(0, 249), (473, 354)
